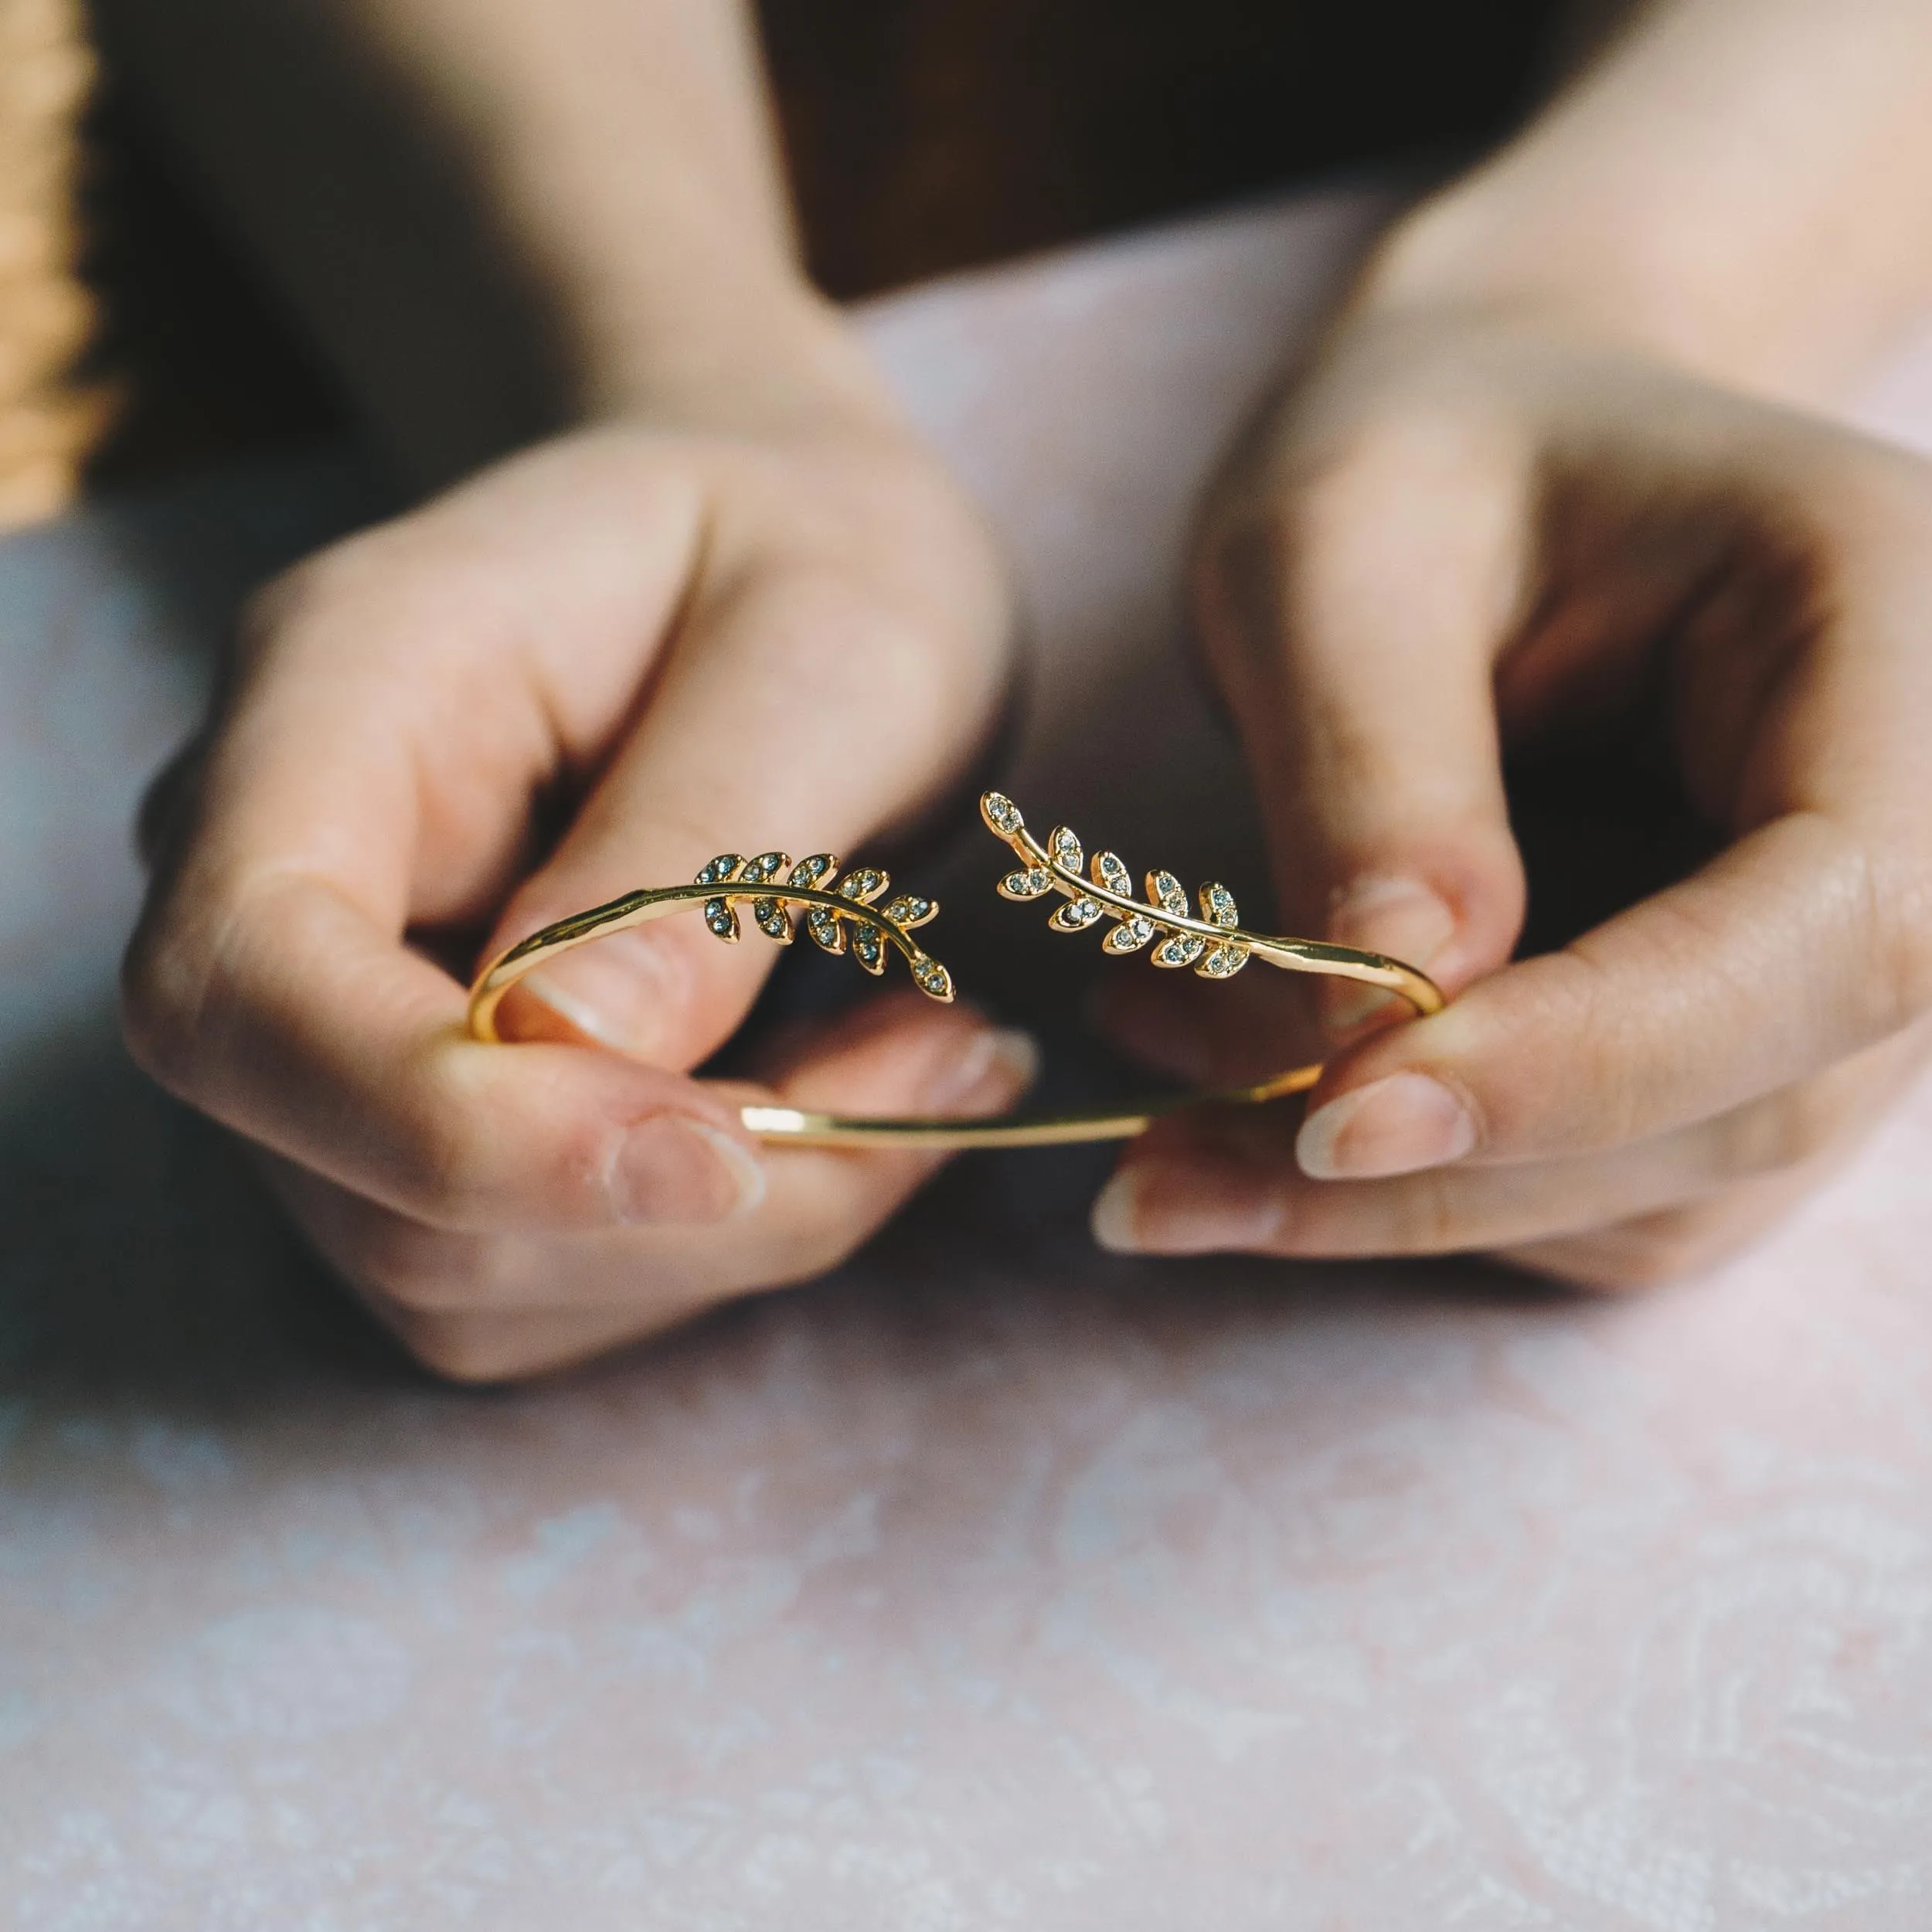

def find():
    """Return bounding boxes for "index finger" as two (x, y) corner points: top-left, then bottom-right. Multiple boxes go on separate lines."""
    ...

(1293, 807), (1931, 1179)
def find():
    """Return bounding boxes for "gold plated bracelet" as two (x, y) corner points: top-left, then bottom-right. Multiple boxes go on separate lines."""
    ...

(468, 792), (1444, 1149)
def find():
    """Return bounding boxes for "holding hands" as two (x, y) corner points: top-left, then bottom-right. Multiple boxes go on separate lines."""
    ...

(112, 0), (1932, 1374)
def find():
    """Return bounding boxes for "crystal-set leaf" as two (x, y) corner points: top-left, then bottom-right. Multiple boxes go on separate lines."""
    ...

(753, 898), (793, 943)
(1196, 942), (1250, 978)
(1200, 883), (1239, 927)
(998, 867), (1053, 900)
(1152, 932), (1207, 968)
(696, 854), (747, 886)
(881, 894), (937, 930)
(980, 791), (1025, 835)
(704, 897), (740, 943)
(1049, 825), (1083, 875)
(850, 921), (886, 974)
(1091, 851), (1131, 896)
(838, 868), (889, 903)
(1049, 896), (1105, 932)
(1148, 870), (1188, 916)
(786, 853), (838, 889)
(806, 905), (845, 954)
(910, 955), (954, 1001)
(1102, 914), (1156, 954)
(740, 850), (791, 886)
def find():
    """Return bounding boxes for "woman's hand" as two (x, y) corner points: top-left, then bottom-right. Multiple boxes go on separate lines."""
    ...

(122, 417), (1032, 1381)
(1091, 305), (1932, 1285)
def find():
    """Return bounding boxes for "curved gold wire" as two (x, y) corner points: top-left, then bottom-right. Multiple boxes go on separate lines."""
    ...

(466, 797), (1444, 1148)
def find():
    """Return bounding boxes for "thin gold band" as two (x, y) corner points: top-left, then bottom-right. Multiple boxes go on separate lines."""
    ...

(466, 794), (1444, 1149)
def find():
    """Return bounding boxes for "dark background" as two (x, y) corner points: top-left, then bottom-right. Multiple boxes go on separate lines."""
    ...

(79, 0), (1561, 488)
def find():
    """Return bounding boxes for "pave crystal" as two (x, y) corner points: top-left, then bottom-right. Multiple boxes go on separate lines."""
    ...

(998, 867), (1053, 900)
(838, 868), (889, 903)
(704, 897), (740, 942)
(1200, 883), (1240, 927)
(787, 853), (838, 889)
(1152, 932), (1206, 968)
(1196, 941), (1250, 978)
(1102, 914), (1156, 954)
(696, 854), (746, 886)
(806, 905), (845, 954)
(740, 850), (791, 886)
(1049, 825), (1083, 873)
(1049, 896), (1105, 932)
(881, 894), (936, 929)
(1091, 851), (1131, 896)
(753, 896), (793, 943)
(1148, 869), (1188, 916)
(981, 792), (1023, 835)
(850, 920), (886, 974)
(911, 955), (954, 1002)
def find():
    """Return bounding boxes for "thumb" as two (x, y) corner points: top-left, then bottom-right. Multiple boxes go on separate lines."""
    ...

(1196, 413), (1530, 1022)
(487, 561), (998, 1069)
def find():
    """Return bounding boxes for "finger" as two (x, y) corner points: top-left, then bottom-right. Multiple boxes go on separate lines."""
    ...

(1194, 410), (1532, 1019)
(489, 497), (1008, 1070)
(1091, 1015), (1930, 1263)
(124, 861), (766, 1233)
(262, 992), (1037, 1380)
(1285, 807), (1932, 1182)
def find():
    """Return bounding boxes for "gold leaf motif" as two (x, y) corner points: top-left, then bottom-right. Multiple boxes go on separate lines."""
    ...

(838, 868), (890, 903)
(1103, 914), (1156, 954)
(1091, 851), (1131, 896)
(881, 894), (937, 930)
(1199, 883), (1239, 927)
(981, 791), (1025, 836)
(998, 867), (1053, 900)
(1152, 932), (1206, 968)
(910, 954), (954, 1002)
(1049, 896), (1105, 933)
(696, 853), (747, 886)
(1196, 941), (1250, 978)
(786, 853), (838, 889)
(704, 896), (740, 943)
(753, 897), (793, 944)
(740, 850), (791, 886)
(1148, 870), (1188, 916)
(806, 905), (845, 955)
(850, 920), (887, 975)
(1049, 825), (1084, 875)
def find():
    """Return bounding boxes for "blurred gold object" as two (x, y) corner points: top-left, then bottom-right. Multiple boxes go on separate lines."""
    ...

(468, 792), (1444, 1148)
(0, 0), (107, 527)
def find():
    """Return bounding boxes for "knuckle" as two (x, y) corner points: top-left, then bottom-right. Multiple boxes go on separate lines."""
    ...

(1550, 1203), (1758, 1292)
(353, 1215), (494, 1314)
(1716, 1085), (1844, 1180)
(386, 1309), (528, 1386)
(119, 900), (218, 1097)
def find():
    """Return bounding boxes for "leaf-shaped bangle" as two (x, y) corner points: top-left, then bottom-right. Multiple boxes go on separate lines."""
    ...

(465, 793), (1444, 1149)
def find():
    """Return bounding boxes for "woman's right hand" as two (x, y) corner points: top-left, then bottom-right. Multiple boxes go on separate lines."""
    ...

(122, 409), (1033, 1383)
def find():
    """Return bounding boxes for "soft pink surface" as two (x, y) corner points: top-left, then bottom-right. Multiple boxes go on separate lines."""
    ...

(2, 188), (1931, 1930)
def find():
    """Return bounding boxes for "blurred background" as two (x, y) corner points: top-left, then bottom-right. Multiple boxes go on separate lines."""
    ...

(0, 0), (1560, 529)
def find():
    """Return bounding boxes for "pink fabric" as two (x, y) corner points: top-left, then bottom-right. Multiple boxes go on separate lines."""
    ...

(3, 186), (1931, 1929)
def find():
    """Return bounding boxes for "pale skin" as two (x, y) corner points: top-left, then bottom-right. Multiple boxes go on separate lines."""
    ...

(111, 0), (1932, 1376)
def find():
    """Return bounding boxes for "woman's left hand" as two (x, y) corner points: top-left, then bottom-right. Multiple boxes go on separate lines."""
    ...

(1091, 304), (1932, 1287)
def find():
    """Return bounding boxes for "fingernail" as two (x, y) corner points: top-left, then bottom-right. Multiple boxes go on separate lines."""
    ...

(609, 1114), (766, 1225)
(925, 1026), (1039, 1112)
(1090, 1162), (1284, 1255)
(520, 929), (692, 1059)
(1297, 1072), (1475, 1179)
(1321, 876), (1455, 1031)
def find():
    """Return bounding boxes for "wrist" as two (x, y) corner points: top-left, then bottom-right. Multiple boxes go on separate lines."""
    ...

(567, 260), (903, 444)
(1352, 170), (1834, 403)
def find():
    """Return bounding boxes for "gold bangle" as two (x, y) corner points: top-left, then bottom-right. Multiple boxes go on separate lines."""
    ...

(467, 792), (1444, 1149)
